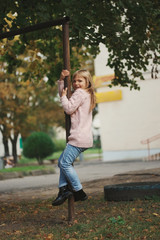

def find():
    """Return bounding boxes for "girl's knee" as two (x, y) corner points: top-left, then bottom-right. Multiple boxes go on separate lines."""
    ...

(59, 159), (71, 170)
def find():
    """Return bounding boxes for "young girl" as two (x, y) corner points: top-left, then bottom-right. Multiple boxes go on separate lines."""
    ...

(52, 69), (96, 206)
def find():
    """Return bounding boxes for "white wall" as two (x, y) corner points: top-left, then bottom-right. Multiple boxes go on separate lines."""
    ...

(94, 44), (160, 161)
(94, 43), (114, 76)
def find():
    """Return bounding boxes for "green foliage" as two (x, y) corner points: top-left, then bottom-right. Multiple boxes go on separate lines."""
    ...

(93, 136), (101, 149)
(0, 1), (160, 89)
(109, 216), (125, 225)
(53, 139), (66, 152)
(23, 132), (55, 164)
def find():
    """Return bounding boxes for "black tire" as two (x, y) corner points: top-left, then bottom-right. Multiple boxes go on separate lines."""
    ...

(104, 182), (160, 201)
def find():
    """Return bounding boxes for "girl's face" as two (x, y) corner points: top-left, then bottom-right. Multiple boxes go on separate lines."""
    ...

(72, 75), (87, 90)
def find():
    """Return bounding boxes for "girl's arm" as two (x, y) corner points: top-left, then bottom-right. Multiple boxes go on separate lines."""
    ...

(61, 89), (86, 115)
(58, 70), (70, 97)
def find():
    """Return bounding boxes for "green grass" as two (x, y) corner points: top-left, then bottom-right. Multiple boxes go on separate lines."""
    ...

(18, 156), (37, 164)
(0, 194), (160, 239)
(46, 148), (102, 159)
(84, 148), (102, 154)
(20, 148), (102, 164)
(0, 165), (52, 173)
(15, 152), (62, 165)
(46, 151), (62, 160)
(1, 148), (101, 173)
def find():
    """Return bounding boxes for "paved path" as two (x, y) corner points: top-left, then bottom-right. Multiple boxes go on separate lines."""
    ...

(0, 159), (160, 193)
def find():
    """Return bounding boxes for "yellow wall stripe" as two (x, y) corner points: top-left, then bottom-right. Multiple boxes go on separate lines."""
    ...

(93, 74), (114, 88)
(96, 90), (122, 103)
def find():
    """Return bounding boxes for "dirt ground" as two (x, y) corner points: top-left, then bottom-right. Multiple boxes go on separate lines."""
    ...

(1, 168), (160, 202)
(0, 168), (160, 240)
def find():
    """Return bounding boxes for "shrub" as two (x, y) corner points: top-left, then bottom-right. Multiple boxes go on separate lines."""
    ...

(23, 132), (55, 165)
(54, 139), (66, 152)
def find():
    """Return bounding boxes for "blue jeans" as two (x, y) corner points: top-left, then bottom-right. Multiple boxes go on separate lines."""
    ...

(58, 144), (87, 191)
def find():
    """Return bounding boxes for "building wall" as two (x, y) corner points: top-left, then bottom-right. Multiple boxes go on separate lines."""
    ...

(94, 44), (160, 161)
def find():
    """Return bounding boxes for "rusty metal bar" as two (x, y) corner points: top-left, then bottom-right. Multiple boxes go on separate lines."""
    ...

(0, 17), (70, 40)
(62, 20), (71, 141)
(141, 133), (160, 144)
(147, 140), (150, 160)
(68, 194), (75, 222)
(62, 20), (74, 222)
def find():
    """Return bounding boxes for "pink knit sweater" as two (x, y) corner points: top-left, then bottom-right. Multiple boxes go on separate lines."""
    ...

(58, 80), (93, 148)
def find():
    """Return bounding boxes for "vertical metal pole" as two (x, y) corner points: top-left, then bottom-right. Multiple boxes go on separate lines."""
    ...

(147, 140), (150, 160)
(62, 20), (71, 141)
(62, 19), (75, 222)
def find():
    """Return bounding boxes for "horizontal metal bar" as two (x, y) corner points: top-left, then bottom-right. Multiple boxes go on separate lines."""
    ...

(0, 16), (70, 39)
(141, 133), (160, 144)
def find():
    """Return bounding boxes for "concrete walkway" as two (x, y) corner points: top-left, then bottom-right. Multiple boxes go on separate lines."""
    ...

(0, 159), (160, 193)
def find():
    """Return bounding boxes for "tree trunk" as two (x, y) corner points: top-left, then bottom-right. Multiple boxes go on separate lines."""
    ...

(10, 134), (18, 164)
(0, 126), (10, 157)
(2, 136), (9, 156)
(37, 157), (43, 165)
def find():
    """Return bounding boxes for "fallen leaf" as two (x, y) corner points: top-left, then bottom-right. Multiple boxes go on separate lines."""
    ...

(145, 218), (152, 222)
(45, 233), (53, 240)
(0, 223), (6, 227)
(106, 233), (112, 238)
(61, 215), (66, 220)
(65, 234), (70, 239)
(14, 230), (22, 235)
(139, 208), (144, 213)
(153, 212), (160, 217)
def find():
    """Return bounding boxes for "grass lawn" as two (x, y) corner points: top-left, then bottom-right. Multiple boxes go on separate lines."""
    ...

(46, 147), (102, 161)
(0, 193), (160, 239)
(0, 165), (53, 173)
(1, 148), (102, 172)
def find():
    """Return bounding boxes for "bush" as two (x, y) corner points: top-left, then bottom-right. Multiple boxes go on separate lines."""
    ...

(93, 135), (101, 149)
(23, 132), (55, 165)
(54, 139), (66, 152)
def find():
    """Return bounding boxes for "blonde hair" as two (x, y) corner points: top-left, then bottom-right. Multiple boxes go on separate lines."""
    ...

(72, 69), (96, 112)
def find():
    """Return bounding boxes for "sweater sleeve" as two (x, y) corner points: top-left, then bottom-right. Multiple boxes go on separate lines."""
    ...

(60, 89), (86, 115)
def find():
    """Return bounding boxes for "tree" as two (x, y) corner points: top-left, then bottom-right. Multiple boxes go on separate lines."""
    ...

(0, 125), (10, 157)
(0, 1), (160, 89)
(0, 77), (64, 163)
(0, 78), (33, 162)
(0, 12), (94, 161)
(23, 131), (55, 165)
(0, 38), (65, 162)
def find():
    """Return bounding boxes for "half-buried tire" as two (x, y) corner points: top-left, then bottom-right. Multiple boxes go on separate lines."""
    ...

(104, 182), (160, 201)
